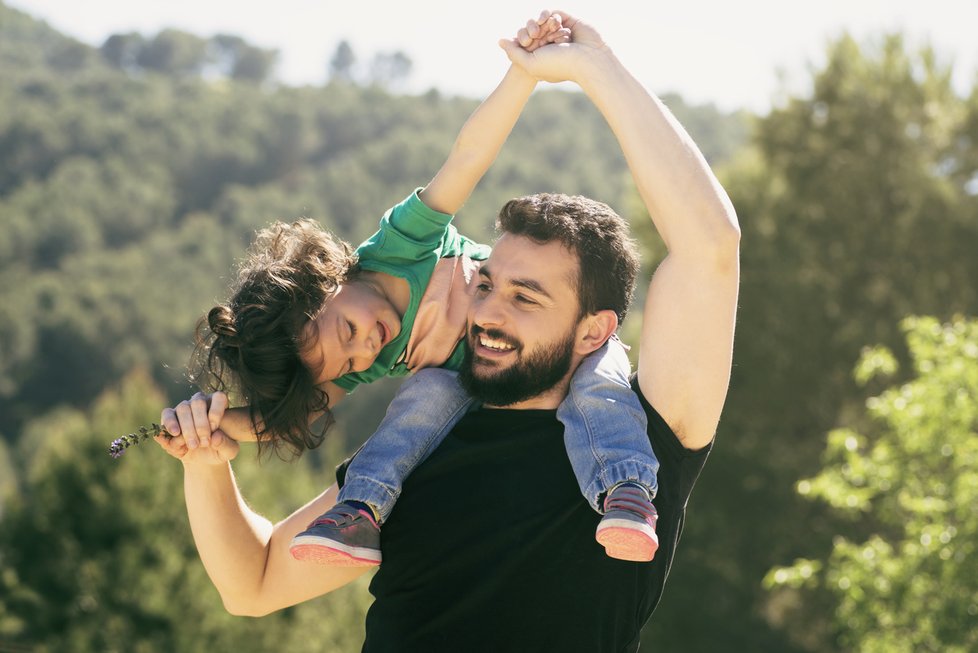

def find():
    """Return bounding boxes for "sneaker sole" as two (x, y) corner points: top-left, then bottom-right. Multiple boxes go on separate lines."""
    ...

(290, 537), (381, 567)
(595, 524), (659, 562)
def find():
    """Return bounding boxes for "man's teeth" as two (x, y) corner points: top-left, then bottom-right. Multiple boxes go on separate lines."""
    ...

(480, 336), (514, 352)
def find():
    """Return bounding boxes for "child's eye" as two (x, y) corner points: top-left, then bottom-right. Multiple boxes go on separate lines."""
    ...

(347, 320), (357, 341)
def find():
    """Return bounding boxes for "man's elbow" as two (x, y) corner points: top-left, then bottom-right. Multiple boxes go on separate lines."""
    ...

(702, 211), (741, 271)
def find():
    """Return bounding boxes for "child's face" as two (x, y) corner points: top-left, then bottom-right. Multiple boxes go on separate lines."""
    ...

(302, 278), (402, 382)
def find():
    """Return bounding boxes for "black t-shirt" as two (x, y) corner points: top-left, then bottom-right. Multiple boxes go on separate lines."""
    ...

(336, 376), (712, 653)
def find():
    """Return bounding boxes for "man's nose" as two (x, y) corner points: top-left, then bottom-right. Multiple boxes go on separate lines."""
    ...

(471, 292), (505, 328)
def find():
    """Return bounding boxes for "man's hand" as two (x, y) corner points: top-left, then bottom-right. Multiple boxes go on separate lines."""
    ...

(499, 10), (610, 84)
(157, 391), (240, 464)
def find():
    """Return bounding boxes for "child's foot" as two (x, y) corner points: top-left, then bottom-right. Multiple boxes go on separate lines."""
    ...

(290, 503), (382, 566)
(595, 485), (659, 562)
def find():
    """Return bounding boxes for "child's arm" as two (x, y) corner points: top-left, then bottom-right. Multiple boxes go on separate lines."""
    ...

(161, 381), (347, 450)
(418, 14), (567, 215)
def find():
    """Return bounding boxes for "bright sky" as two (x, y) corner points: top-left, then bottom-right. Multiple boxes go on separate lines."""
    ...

(8, 0), (977, 113)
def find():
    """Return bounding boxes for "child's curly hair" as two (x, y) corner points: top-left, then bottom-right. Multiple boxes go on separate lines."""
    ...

(190, 219), (360, 458)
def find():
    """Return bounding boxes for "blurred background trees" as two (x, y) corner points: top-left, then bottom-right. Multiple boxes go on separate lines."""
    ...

(0, 2), (975, 650)
(765, 316), (978, 653)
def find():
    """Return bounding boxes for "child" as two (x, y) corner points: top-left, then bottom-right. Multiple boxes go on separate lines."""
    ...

(189, 16), (660, 565)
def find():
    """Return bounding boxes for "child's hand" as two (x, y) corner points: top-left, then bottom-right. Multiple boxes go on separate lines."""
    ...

(157, 391), (240, 464)
(499, 10), (609, 85)
(511, 10), (571, 53)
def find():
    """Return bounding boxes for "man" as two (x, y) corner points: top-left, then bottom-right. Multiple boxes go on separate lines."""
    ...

(159, 10), (740, 652)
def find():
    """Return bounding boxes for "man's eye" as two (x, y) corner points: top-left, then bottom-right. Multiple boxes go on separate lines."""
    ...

(476, 283), (491, 293)
(515, 295), (536, 305)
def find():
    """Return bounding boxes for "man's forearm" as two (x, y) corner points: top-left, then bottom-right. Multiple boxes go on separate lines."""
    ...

(183, 462), (273, 611)
(577, 53), (740, 254)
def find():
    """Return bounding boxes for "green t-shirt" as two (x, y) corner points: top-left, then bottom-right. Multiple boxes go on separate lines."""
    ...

(332, 189), (490, 392)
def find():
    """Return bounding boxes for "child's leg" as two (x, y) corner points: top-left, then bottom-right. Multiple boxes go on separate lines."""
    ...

(339, 368), (473, 522)
(555, 336), (661, 561)
(556, 336), (659, 508)
(291, 368), (473, 566)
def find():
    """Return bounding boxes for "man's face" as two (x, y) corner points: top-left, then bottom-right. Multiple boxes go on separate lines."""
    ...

(460, 234), (584, 408)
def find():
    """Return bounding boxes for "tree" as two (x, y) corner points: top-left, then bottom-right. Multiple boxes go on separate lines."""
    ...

(329, 40), (356, 83)
(209, 34), (278, 84)
(368, 51), (412, 90)
(100, 32), (146, 72)
(231, 43), (278, 83)
(136, 29), (209, 77)
(765, 316), (978, 652)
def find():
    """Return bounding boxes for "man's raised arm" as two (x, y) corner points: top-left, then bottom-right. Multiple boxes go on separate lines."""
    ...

(502, 11), (741, 450)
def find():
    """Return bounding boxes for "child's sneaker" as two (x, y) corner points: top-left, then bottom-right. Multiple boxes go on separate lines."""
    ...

(595, 485), (659, 562)
(290, 503), (382, 566)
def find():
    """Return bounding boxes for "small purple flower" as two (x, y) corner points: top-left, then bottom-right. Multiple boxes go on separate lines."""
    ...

(109, 438), (126, 458)
(108, 424), (171, 459)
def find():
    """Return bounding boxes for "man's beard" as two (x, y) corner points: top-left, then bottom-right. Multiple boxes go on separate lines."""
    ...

(459, 324), (576, 407)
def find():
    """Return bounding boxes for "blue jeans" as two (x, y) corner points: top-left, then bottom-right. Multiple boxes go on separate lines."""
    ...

(337, 337), (659, 522)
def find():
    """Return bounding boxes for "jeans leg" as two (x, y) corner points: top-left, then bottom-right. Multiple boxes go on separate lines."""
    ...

(338, 368), (473, 523)
(556, 336), (660, 513)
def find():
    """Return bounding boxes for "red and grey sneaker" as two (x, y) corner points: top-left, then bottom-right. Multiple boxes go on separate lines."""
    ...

(290, 502), (382, 567)
(595, 485), (659, 562)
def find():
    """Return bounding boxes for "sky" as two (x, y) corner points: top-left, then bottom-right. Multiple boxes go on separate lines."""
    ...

(7, 0), (978, 113)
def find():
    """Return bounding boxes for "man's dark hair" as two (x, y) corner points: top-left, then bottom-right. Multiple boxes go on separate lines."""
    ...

(496, 193), (640, 324)
(189, 219), (360, 459)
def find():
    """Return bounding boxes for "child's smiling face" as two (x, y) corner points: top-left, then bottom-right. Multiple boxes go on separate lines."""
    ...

(301, 277), (402, 382)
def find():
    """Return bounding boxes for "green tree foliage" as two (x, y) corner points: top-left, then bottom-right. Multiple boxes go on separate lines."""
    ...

(0, 437), (13, 518)
(100, 32), (146, 72)
(642, 34), (978, 653)
(136, 28), (209, 77)
(0, 370), (371, 652)
(209, 34), (278, 84)
(0, 0), (93, 74)
(765, 316), (978, 652)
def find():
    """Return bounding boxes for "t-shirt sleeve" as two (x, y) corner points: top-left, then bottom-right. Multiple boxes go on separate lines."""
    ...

(355, 189), (456, 267)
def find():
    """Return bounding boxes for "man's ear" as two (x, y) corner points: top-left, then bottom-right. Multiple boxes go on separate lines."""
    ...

(575, 310), (619, 356)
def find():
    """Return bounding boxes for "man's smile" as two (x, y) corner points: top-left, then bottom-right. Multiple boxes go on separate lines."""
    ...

(479, 334), (515, 352)
(470, 328), (521, 362)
